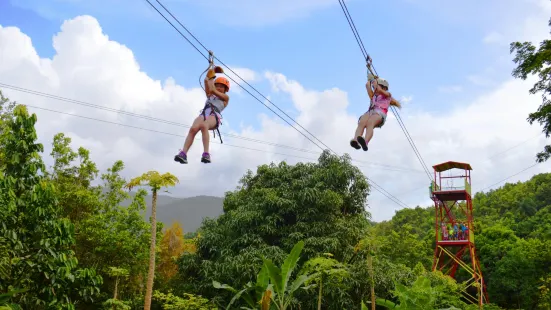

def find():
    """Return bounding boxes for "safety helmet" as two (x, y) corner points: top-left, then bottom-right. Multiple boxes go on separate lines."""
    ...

(377, 78), (389, 88)
(214, 76), (230, 92)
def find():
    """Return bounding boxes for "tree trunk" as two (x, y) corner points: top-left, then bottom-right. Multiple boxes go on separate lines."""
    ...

(317, 278), (323, 310)
(368, 253), (375, 310)
(144, 190), (158, 310)
(113, 276), (119, 310)
(113, 276), (119, 300)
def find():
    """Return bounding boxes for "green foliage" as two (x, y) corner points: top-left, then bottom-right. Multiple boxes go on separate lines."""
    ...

(1, 90), (550, 310)
(77, 162), (152, 299)
(102, 298), (132, 310)
(0, 89), (16, 171)
(298, 255), (350, 309)
(0, 105), (102, 308)
(152, 291), (214, 310)
(177, 152), (371, 308)
(375, 274), (465, 310)
(214, 241), (319, 310)
(536, 275), (551, 309)
(510, 18), (551, 162)
(45, 132), (153, 306)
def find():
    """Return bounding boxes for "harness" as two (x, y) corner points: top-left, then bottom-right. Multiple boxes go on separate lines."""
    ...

(200, 100), (223, 144)
(198, 50), (226, 144)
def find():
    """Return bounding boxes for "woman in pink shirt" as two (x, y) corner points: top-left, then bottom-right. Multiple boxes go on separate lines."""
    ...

(350, 74), (401, 151)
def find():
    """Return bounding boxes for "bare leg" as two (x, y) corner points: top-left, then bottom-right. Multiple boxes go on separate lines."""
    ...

(353, 113), (369, 139)
(364, 114), (382, 144)
(201, 115), (219, 154)
(182, 116), (203, 153)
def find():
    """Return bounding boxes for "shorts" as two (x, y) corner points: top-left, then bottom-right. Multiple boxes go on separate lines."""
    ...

(200, 107), (223, 126)
(358, 108), (387, 128)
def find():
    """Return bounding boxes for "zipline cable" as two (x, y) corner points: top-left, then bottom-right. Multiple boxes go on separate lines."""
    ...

(146, 0), (335, 153)
(22, 104), (411, 208)
(0, 82), (425, 173)
(479, 163), (540, 192)
(143, 0), (412, 209)
(337, 0), (434, 181)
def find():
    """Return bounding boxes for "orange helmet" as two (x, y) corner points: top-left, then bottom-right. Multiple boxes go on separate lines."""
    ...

(214, 76), (230, 92)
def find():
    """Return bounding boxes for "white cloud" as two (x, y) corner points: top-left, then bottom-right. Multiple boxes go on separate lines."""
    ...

(222, 66), (260, 94)
(1, 15), (550, 223)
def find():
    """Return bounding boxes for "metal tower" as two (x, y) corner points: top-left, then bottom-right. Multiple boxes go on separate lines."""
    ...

(429, 161), (489, 306)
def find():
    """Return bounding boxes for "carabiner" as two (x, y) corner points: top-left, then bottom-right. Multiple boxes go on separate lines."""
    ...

(208, 50), (215, 66)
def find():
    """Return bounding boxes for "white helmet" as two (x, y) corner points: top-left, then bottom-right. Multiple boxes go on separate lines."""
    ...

(377, 78), (389, 88)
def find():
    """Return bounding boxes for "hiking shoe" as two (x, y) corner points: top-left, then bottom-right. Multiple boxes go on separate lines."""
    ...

(174, 151), (188, 164)
(201, 152), (211, 163)
(357, 136), (368, 151)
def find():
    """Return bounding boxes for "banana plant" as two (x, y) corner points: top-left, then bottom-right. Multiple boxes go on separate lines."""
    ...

(214, 240), (319, 310)
(213, 264), (272, 310)
(262, 240), (319, 310)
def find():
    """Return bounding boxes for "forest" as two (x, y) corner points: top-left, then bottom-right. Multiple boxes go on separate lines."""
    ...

(2, 15), (551, 309)
(0, 86), (550, 310)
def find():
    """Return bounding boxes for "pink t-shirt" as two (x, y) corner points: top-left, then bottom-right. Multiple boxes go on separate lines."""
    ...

(372, 93), (392, 114)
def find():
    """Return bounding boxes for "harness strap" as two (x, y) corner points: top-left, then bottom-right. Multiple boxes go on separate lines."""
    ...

(201, 102), (223, 144)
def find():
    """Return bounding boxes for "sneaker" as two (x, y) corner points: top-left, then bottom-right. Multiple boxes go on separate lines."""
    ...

(201, 152), (211, 163)
(174, 150), (188, 164)
(357, 136), (368, 151)
(350, 139), (361, 150)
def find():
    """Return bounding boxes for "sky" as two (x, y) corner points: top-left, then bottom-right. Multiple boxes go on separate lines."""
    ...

(0, 0), (550, 222)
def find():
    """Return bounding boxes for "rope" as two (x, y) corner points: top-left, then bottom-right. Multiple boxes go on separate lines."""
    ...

(336, 0), (433, 181)
(144, 0), (413, 209)
(21, 103), (408, 208)
(0, 83), (426, 174)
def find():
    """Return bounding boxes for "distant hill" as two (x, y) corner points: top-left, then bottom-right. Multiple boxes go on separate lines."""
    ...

(122, 193), (224, 233)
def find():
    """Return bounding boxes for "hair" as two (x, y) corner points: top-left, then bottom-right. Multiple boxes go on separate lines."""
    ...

(390, 98), (402, 109)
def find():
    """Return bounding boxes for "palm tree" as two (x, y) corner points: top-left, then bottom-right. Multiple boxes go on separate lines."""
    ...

(125, 171), (179, 310)
(356, 231), (381, 310)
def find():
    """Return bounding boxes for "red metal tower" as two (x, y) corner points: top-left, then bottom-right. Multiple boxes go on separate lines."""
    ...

(430, 161), (489, 306)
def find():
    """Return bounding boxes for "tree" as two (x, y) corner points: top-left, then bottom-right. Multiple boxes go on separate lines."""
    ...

(298, 254), (349, 310)
(510, 17), (551, 162)
(45, 133), (153, 306)
(102, 267), (130, 310)
(356, 231), (381, 310)
(78, 160), (152, 302)
(126, 171), (179, 310)
(158, 221), (186, 287)
(0, 104), (102, 308)
(0, 89), (16, 171)
(47, 132), (100, 223)
(177, 151), (371, 309)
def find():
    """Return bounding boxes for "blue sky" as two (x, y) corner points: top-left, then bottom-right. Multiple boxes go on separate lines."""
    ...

(1, 0), (550, 220)
(2, 0), (532, 128)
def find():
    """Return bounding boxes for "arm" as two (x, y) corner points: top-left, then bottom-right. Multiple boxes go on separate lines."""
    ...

(365, 80), (374, 99)
(204, 77), (211, 97)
